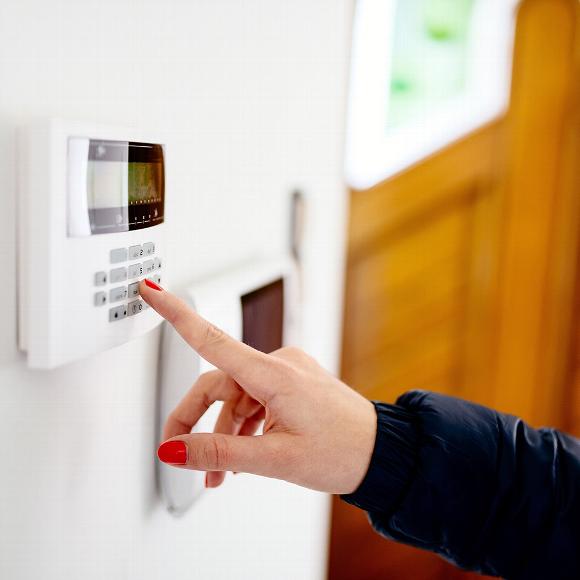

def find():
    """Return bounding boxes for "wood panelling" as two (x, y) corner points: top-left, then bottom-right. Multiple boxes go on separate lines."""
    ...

(330, 0), (580, 578)
(346, 204), (470, 368)
(491, 0), (580, 426)
(342, 123), (504, 408)
(348, 124), (500, 260)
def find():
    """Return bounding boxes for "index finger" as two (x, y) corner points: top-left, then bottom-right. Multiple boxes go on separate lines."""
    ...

(139, 279), (279, 400)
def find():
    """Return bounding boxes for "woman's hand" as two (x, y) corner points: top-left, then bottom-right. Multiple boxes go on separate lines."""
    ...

(140, 279), (377, 493)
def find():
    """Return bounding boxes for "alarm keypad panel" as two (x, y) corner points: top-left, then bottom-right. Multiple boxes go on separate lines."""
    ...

(18, 120), (168, 368)
(92, 241), (163, 322)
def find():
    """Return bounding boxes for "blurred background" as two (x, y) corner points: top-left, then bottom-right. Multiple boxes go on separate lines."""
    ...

(0, 0), (578, 579)
(332, 0), (580, 578)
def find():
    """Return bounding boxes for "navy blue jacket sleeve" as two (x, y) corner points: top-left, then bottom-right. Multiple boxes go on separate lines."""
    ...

(341, 390), (580, 579)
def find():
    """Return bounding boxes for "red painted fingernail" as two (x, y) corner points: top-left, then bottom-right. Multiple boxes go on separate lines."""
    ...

(145, 278), (163, 291)
(205, 474), (209, 488)
(157, 441), (187, 464)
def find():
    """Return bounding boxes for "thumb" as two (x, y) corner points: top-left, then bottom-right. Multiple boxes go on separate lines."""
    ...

(157, 432), (288, 478)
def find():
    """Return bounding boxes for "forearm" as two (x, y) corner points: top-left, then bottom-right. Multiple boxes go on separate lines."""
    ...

(342, 391), (580, 580)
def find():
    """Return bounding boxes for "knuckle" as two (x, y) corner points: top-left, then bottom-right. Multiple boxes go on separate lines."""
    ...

(201, 390), (213, 411)
(231, 408), (246, 424)
(274, 358), (302, 384)
(168, 409), (189, 430)
(232, 397), (260, 423)
(273, 346), (314, 366)
(197, 369), (221, 388)
(277, 346), (303, 358)
(189, 435), (231, 470)
(204, 435), (231, 470)
(197, 322), (226, 355)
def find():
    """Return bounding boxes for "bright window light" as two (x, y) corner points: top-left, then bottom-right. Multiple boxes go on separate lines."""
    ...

(345, 0), (520, 190)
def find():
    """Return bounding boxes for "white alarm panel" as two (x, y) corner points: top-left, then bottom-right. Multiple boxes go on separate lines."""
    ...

(18, 119), (167, 368)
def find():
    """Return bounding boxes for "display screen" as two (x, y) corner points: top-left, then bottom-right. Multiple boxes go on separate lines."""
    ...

(87, 140), (164, 234)
(241, 279), (284, 354)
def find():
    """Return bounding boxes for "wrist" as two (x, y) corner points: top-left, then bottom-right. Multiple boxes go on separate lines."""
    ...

(344, 399), (378, 494)
(341, 401), (419, 514)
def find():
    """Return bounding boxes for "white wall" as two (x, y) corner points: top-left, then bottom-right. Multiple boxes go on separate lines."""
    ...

(0, 1), (352, 579)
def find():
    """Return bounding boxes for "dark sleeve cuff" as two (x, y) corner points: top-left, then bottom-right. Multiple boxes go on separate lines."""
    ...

(341, 401), (419, 516)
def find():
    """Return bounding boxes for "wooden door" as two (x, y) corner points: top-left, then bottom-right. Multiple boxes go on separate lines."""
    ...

(329, 1), (580, 578)
(569, 257), (580, 438)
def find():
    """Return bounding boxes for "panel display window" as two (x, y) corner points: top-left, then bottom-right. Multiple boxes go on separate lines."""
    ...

(86, 140), (164, 235)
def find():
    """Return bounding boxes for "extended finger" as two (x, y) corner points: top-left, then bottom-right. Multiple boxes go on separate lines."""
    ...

(140, 281), (281, 400)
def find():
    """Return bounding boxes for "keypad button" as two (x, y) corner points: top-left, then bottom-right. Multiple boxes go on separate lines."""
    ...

(94, 271), (107, 286)
(153, 257), (162, 271)
(128, 263), (143, 279)
(128, 300), (144, 316)
(143, 242), (155, 256)
(128, 282), (140, 299)
(128, 245), (142, 260)
(109, 286), (128, 303)
(110, 248), (128, 264)
(94, 291), (107, 306)
(143, 259), (155, 275)
(110, 267), (127, 283)
(109, 305), (127, 322)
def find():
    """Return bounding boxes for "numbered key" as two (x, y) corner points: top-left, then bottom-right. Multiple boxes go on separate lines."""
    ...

(109, 286), (128, 303)
(128, 282), (140, 299)
(128, 245), (142, 260)
(143, 259), (155, 275)
(109, 305), (127, 322)
(128, 263), (143, 279)
(128, 300), (144, 316)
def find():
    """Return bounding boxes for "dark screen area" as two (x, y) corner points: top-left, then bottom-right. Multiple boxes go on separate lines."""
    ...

(241, 279), (284, 354)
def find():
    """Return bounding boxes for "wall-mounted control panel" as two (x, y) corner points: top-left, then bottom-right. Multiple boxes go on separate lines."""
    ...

(18, 119), (167, 368)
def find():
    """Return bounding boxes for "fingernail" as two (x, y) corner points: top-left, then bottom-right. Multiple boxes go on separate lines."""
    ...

(145, 278), (163, 291)
(157, 441), (187, 464)
(205, 474), (209, 488)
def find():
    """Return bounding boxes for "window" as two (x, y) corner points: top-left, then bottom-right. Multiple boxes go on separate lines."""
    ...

(346, 0), (519, 189)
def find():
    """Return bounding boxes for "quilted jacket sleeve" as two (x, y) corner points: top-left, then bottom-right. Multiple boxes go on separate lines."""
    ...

(342, 390), (580, 580)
